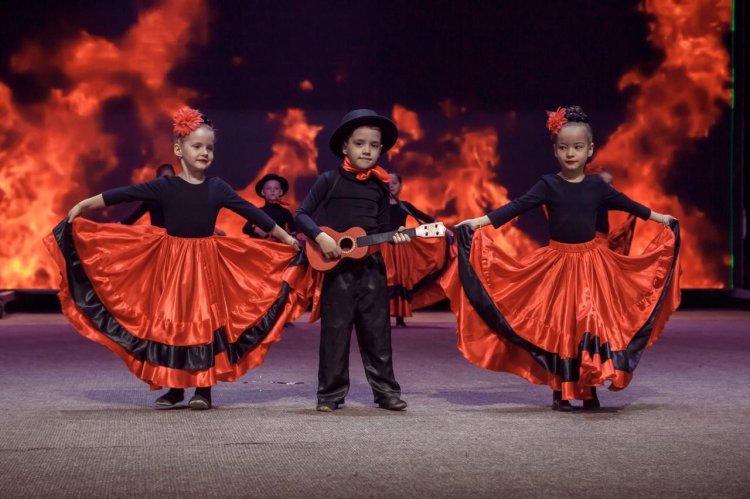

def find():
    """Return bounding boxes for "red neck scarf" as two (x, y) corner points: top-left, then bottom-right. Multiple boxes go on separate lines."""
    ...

(265, 198), (290, 208)
(341, 157), (391, 183)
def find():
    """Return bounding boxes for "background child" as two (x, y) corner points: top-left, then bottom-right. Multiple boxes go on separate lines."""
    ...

(446, 105), (681, 411)
(295, 109), (410, 412)
(46, 107), (304, 410)
(243, 173), (297, 240)
(383, 172), (444, 328)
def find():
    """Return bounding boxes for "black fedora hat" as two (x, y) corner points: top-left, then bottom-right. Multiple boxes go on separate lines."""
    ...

(328, 109), (398, 159)
(255, 173), (289, 197)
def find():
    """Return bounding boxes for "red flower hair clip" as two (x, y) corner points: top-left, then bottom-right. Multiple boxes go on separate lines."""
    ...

(545, 107), (568, 136)
(173, 107), (204, 138)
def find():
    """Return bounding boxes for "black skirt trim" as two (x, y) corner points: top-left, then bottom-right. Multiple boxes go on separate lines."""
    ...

(53, 220), (303, 371)
(455, 222), (680, 382)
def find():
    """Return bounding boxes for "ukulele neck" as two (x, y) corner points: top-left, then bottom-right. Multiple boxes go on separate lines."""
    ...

(356, 228), (417, 247)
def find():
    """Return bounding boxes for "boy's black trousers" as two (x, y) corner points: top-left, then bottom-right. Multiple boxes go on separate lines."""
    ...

(317, 253), (401, 404)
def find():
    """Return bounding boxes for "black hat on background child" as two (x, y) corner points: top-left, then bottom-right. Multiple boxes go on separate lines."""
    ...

(255, 173), (289, 198)
(329, 109), (399, 159)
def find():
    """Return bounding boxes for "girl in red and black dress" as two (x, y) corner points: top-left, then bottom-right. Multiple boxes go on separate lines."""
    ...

(445, 105), (680, 411)
(381, 172), (448, 327)
(45, 108), (305, 410)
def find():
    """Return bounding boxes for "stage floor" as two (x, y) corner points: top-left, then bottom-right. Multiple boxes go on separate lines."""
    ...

(1, 310), (748, 498)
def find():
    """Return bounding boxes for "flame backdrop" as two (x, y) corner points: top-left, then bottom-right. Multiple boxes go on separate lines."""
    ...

(0, 0), (735, 289)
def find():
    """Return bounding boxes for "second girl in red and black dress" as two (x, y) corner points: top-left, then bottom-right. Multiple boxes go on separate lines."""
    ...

(444, 105), (681, 411)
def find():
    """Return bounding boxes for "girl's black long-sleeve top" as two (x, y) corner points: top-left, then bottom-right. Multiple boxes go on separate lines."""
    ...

(487, 174), (650, 244)
(103, 176), (275, 237)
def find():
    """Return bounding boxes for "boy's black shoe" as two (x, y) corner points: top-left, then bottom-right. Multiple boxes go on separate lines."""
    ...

(155, 388), (184, 407)
(551, 390), (573, 412)
(188, 387), (212, 410)
(582, 387), (601, 411)
(316, 401), (339, 412)
(377, 397), (407, 411)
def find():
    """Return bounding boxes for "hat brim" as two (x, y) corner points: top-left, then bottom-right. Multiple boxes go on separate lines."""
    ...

(255, 174), (289, 197)
(329, 115), (398, 159)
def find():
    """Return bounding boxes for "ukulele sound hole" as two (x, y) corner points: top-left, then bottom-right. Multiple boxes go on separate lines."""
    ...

(338, 236), (355, 253)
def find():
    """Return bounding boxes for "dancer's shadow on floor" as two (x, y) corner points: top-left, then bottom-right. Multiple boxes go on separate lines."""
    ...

(428, 386), (664, 414)
(81, 389), (161, 407)
(429, 388), (549, 407)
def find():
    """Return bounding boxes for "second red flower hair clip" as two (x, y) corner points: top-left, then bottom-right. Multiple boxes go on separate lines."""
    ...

(545, 107), (568, 136)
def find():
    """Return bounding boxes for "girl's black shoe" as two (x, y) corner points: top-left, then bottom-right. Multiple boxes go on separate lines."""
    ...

(551, 390), (573, 412)
(189, 387), (212, 410)
(155, 388), (185, 407)
(582, 387), (601, 411)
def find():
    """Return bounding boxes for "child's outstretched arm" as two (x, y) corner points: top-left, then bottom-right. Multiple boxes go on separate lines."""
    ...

(219, 180), (300, 252)
(456, 179), (547, 231)
(68, 194), (105, 221)
(649, 211), (677, 226)
(455, 215), (491, 230)
(268, 224), (301, 252)
(69, 179), (163, 221)
(602, 180), (677, 227)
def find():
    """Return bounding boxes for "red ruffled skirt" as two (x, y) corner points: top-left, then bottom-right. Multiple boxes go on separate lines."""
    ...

(441, 223), (681, 400)
(607, 214), (637, 255)
(411, 240), (457, 310)
(44, 218), (309, 389)
(381, 237), (451, 317)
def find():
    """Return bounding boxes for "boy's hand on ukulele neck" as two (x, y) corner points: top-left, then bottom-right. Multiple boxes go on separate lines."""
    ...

(392, 226), (411, 245)
(315, 232), (341, 259)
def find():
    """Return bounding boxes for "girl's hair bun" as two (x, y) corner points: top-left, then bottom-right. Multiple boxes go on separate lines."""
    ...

(565, 105), (588, 123)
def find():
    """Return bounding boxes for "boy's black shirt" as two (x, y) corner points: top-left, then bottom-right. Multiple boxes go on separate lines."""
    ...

(295, 169), (390, 239)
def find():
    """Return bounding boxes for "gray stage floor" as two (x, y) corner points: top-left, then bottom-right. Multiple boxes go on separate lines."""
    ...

(0, 310), (748, 498)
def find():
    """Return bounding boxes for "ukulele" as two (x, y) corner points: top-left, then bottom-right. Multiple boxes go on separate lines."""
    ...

(305, 223), (447, 272)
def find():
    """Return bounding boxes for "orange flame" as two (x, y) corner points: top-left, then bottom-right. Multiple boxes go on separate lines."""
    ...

(596, 0), (732, 287)
(390, 104), (538, 258)
(0, 0), (209, 288)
